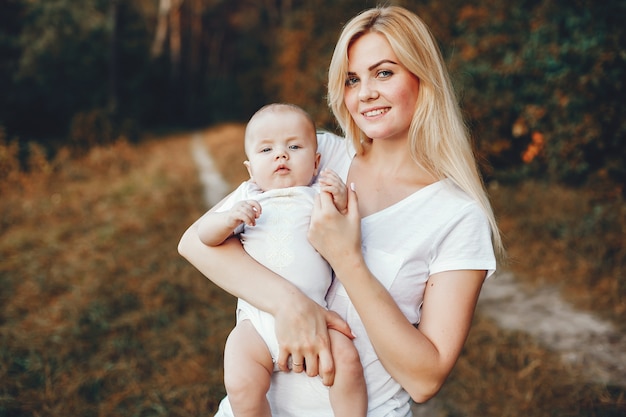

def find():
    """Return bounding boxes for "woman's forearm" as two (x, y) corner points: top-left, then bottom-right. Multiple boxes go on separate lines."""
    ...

(335, 255), (484, 402)
(332, 257), (440, 400)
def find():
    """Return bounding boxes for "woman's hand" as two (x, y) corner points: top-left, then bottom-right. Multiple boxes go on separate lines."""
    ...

(309, 184), (362, 269)
(274, 290), (352, 386)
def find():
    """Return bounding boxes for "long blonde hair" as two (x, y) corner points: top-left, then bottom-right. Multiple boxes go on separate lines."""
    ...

(328, 6), (504, 257)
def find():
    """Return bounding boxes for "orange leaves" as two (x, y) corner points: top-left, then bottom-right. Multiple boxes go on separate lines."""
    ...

(522, 131), (545, 164)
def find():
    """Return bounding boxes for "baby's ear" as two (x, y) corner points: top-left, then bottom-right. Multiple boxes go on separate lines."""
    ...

(243, 160), (253, 179)
(313, 153), (321, 175)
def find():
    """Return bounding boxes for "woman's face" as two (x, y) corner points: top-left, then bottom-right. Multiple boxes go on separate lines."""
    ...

(344, 31), (420, 143)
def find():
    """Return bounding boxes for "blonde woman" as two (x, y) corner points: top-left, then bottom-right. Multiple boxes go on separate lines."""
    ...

(179, 6), (503, 416)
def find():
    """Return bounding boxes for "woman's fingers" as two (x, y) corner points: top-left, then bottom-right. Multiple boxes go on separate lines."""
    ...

(274, 297), (336, 381)
(317, 348), (335, 386)
(288, 355), (306, 373)
(310, 183), (361, 265)
(277, 345), (291, 372)
(302, 352), (319, 377)
(347, 182), (358, 215)
(325, 310), (354, 339)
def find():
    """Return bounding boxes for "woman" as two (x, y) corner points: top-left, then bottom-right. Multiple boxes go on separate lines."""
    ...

(178, 6), (503, 416)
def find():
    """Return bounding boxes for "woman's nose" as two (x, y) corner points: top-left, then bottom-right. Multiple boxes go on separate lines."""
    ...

(358, 80), (379, 101)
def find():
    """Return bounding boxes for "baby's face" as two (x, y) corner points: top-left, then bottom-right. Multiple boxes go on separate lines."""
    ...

(244, 111), (320, 191)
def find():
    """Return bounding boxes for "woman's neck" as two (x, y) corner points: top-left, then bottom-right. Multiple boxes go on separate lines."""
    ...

(349, 139), (438, 217)
(361, 139), (435, 185)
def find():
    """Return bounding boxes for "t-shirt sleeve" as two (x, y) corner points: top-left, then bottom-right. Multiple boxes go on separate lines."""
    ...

(429, 202), (496, 279)
(315, 131), (353, 182)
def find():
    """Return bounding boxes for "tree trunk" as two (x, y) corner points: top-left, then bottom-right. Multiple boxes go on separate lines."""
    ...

(151, 0), (170, 57)
(169, 0), (182, 81)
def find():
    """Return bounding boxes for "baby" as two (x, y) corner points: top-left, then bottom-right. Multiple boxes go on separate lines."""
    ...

(198, 103), (366, 417)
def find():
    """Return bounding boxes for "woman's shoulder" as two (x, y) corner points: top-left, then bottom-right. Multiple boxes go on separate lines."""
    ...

(403, 179), (486, 224)
(316, 130), (345, 151)
(315, 131), (354, 182)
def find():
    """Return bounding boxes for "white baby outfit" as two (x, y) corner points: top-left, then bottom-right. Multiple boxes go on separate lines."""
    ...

(217, 182), (331, 362)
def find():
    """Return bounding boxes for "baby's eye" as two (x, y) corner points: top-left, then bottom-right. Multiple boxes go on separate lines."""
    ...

(260, 147), (272, 153)
(289, 145), (301, 150)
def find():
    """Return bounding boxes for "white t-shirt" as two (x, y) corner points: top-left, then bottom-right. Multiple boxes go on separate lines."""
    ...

(216, 131), (496, 417)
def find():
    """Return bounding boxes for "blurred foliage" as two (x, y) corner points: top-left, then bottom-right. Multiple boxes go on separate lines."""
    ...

(0, 0), (625, 191)
(446, 0), (626, 191)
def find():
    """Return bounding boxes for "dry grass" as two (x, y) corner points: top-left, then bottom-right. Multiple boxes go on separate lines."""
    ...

(1, 132), (236, 416)
(438, 314), (625, 417)
(490, 181), (626, 326)
(1, 125), (624, 416)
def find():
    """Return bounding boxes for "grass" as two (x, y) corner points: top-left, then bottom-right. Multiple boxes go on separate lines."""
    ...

(490, 180), (626, 327)
(1, 125), (624, 416)
(1, 133), (235, 416)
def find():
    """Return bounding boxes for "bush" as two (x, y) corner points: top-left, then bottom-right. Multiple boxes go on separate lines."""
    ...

(447, 0), (626, 190)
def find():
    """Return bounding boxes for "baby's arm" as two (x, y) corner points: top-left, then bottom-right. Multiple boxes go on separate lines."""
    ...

(197, 200), (262, 246)
(318, 169), (348, 214)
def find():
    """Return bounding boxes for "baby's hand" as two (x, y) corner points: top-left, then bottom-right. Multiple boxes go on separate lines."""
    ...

(228, 200), (262, 228)
(318, 169), (348, 214)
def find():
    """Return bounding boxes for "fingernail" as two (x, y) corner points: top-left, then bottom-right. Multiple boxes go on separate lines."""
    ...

(350, 182), (356, 191)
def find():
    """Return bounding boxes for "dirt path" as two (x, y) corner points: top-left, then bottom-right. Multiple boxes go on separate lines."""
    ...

(191, 132), (230, 207)
(189, 131), (626, 415)
(479, 271), (626, 387)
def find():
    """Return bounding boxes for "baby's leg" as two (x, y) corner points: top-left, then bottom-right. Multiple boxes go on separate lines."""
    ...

(328, 329), (367, 417)
(224, 319), (274, 417)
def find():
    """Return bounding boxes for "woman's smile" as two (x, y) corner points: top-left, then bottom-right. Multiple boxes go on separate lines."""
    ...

(362, 107), (390, 118)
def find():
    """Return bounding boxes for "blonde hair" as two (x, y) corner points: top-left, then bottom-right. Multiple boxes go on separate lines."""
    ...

(328, 6), (504, 257)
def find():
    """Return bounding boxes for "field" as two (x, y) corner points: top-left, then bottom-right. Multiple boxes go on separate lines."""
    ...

(1, 126), (624, 416)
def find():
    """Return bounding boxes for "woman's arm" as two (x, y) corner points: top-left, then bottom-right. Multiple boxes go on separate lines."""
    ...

(309, 188), (485, 402)
(178, 213), (352, 385)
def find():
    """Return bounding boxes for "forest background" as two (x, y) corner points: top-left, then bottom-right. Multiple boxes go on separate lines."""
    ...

(2, 0), (625, 188)
(1, 0), (625, 416)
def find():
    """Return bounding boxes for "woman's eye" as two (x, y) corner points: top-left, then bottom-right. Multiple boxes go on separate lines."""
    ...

(345, 76), (359, 87)
(377, 69), (393, 78)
